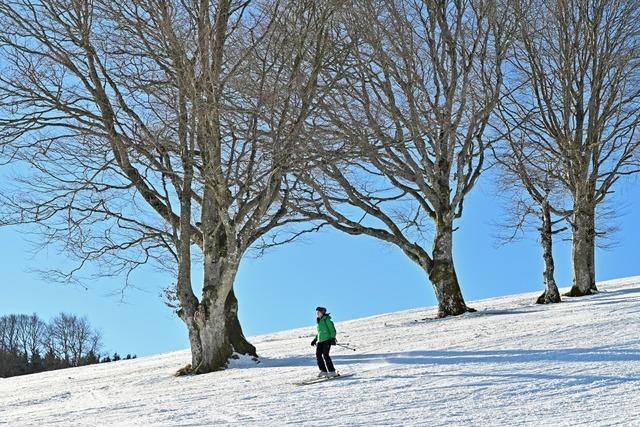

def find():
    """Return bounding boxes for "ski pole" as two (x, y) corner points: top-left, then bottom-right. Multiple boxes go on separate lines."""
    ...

(336, 343), (357, 351)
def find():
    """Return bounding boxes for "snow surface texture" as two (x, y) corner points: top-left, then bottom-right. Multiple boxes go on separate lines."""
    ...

(2, 277), (640, 426)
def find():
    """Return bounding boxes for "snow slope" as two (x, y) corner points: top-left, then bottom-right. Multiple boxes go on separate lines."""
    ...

(2, 277), (640, 427)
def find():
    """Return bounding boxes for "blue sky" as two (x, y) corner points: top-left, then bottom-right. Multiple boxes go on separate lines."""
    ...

(1, 171), (639, 357)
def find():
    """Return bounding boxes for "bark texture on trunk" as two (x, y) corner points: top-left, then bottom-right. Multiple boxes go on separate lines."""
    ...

(182, 254), (238, 374)
(536, 203), (561, 304)
(178, 274), (256, 374)
(566, 197), (596, 297)
(224, 289), (257, 357)
(587, 212), (598, 292)
(427, 220), (474, 317)
(190, 301), (232, 374)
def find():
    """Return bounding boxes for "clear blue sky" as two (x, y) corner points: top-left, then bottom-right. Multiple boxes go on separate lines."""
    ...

(1, 171), (639, 357)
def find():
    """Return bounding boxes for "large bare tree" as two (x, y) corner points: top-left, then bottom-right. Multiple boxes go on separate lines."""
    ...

(0, 0), (341, 373)
(297, 0), (512, 317)
(505, 0), (640, 297)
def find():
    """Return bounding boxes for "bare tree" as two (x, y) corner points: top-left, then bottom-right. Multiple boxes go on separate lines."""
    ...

(44, 313), (101, 367)
(505, 0), (640, 297)
(0, 315), (19, 353)
(0, 0), (342, 373)
(16, 313), (47, 358)
(297, 0), (512, 317)
(1, 314), (46, 363)
(491, 134), (570, 304)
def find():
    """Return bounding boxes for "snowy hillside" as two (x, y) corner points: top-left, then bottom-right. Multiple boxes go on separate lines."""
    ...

(2, 277), (640, 426)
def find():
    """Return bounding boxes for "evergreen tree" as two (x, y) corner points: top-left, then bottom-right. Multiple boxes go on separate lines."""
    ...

(43, 348), (59, 371)
(30, 349), (44, 374)
(84, 350), (100, 365)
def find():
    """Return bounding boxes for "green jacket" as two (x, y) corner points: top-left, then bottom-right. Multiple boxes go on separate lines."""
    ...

(316, 314), (337, 343)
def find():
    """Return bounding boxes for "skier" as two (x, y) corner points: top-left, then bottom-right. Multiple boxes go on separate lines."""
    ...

(311, 306), (338, 378)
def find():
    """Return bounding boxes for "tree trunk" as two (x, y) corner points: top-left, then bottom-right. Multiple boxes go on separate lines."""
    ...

(427, 220), (474, 317)
(191, 304), (231, 373)
(587, 212), (598, 292)
(177, 183), (256, 373)
(536, 202), (561, 304)
(178, 278), (256, 374)
(565, 197), (595, 297)
(179, 257), (238, 374)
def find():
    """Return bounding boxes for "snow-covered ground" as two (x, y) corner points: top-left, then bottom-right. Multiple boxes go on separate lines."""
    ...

(2, 277), (640, 426)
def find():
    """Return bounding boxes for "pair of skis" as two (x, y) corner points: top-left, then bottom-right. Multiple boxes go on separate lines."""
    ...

(294, 373), (355, 386)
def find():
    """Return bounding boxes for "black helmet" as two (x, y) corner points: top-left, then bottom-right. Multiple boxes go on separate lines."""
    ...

(315, 306), (327, 314)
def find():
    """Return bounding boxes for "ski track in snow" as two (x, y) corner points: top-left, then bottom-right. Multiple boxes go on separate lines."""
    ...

(1, 276), (640, 426)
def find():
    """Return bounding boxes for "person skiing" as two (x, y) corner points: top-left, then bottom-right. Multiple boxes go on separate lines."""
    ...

(311, 306), (338, 378)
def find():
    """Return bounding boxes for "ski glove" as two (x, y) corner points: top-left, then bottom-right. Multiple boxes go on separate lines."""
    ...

(311, 338), (317, 346)
(331, 338), (337, 345)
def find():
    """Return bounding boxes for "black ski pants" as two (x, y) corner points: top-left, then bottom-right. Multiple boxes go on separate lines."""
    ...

(316, 340), (335, 372)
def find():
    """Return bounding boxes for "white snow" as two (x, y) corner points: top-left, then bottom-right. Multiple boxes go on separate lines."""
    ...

(2, 276), (640, 426)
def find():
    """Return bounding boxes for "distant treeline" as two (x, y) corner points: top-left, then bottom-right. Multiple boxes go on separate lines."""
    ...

(0, 313), (136, 378)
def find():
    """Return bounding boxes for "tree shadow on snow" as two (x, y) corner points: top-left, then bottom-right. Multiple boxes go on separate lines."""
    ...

(596, 286), (640, 298)
(252, 346), (640, 376)
(428, 370), (640, 387)
(330, 347), (640, 367)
